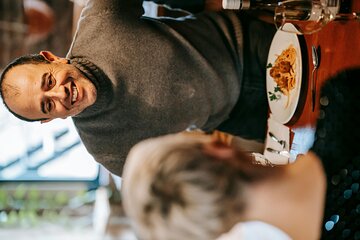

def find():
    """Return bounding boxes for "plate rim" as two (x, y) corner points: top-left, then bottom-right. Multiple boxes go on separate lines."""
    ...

(266, 24), (303, 124)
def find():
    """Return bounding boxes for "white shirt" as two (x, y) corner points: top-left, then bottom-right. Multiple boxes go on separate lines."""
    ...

(216, 221), (292, 240)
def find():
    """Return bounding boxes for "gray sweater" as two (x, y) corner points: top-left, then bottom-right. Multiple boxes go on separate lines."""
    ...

(67, 0), (244, 176)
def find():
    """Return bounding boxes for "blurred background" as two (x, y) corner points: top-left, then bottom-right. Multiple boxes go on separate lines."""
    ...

(0, 0), (162, 239)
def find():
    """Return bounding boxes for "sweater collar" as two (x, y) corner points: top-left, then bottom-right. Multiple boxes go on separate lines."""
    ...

(69, 57), (113, 118)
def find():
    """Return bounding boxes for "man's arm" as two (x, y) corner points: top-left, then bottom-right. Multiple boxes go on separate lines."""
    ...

(182, 130), (264, 153)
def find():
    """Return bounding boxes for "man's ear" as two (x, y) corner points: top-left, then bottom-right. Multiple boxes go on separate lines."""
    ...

(40, 51), (68, 64)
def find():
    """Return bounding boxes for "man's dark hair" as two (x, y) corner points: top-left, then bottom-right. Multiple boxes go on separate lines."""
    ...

(0, 54), (50, 122)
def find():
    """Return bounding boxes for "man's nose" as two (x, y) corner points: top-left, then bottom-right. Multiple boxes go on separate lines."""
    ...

(46, 85), (69, 101)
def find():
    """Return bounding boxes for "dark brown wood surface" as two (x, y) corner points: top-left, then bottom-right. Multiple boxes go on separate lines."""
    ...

(290, 1), (360, 128)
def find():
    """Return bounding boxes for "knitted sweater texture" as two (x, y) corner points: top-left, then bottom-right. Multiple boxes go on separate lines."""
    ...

(67, 0), (243, 176)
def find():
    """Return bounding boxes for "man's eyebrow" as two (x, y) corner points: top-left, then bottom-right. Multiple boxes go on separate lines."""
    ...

(40, 73), (48, 114)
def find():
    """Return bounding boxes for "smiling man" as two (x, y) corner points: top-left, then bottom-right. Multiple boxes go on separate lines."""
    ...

(2, 51), (97, 122)
(0, 0), (276, 176)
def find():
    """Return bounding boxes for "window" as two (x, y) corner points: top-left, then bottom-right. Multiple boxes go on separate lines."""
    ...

(0, 104), (99, 187)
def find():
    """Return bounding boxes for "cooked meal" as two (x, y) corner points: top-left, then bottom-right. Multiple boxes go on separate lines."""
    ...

(269, 45), (297, 96)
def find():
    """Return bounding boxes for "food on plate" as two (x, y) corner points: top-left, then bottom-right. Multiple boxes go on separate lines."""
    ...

(269, 45), (297, 97)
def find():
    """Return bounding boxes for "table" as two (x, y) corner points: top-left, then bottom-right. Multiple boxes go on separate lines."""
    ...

(283, 1), (360, 155)
(203, 0), (360, 129)
(201, 0), (358, 154)
(291, 1), (360, 128)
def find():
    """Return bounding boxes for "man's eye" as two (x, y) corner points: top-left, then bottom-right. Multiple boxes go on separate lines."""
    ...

(48, 75), (55, 88)
(46, 101), (54, 112)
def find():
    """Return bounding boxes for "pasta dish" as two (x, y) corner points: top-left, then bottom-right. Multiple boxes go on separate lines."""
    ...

(269, 45), (297, 97)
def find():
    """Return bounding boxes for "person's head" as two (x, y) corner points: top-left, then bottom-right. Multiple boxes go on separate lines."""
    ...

(0, 51), (97, 122)
(122, 133), (273, 240)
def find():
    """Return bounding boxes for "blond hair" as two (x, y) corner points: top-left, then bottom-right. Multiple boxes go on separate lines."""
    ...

(122, 133), (268, 240)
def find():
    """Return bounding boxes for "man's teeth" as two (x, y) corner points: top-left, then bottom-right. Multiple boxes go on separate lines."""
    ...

(72, 86), (78, 103)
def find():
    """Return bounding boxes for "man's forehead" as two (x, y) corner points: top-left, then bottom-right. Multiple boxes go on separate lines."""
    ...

(5, 66), (34, 87)
(6, 64), (33, 81)
(3, 65), (40, 115)
(13, 63), (47, 74)
(5, 64), (50, 90)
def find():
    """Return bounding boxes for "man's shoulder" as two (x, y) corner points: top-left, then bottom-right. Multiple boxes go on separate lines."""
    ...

(81, 0), (144, 19)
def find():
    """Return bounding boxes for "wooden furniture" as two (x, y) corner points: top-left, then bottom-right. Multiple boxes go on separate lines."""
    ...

(291, 1), (360, 128)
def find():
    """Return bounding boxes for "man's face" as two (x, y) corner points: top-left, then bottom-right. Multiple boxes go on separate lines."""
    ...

(3, 61), (97, 121)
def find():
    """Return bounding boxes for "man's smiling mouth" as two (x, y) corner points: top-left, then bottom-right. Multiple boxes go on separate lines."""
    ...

(71, 82), (78, 105)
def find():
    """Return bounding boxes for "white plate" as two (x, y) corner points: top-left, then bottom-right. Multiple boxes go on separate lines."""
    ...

(266, 24), (302, 124)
